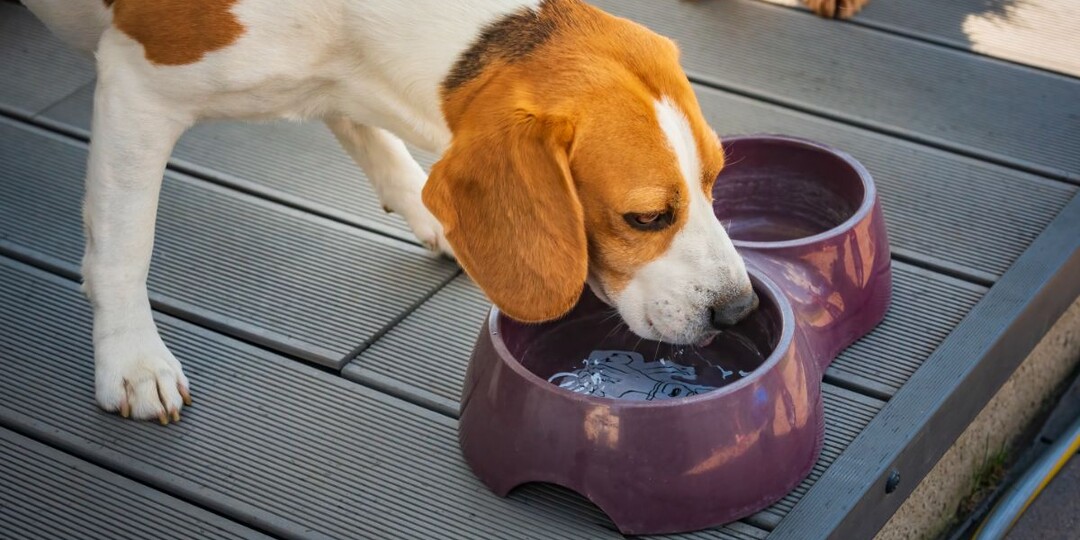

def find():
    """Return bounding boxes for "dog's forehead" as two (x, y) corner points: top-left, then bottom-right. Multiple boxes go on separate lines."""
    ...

(576, 87), (718, 184)
(658, 92), (724, 186)
(654, 96), (702, 192)
(573, 93), (710, 210)
(572, 100), (673, 184)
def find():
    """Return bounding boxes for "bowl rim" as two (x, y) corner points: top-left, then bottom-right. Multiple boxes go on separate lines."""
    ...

(486, 269), (796, 408)
(717, 134), (876, 250)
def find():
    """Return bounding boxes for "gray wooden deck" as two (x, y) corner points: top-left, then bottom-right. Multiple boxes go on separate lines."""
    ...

(1, 1), (1078, 538)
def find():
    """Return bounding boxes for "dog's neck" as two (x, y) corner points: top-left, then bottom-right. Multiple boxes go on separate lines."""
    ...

(340, 0), (558, 153)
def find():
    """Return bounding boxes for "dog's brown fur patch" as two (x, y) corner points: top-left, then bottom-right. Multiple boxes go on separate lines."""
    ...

(110, 0), (245, 66)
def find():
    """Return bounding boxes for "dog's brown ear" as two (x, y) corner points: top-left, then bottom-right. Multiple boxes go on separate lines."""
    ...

(423, 106), (586, 323)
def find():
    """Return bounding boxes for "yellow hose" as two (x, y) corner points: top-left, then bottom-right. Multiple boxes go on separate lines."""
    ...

(972, 414), (1080, 539)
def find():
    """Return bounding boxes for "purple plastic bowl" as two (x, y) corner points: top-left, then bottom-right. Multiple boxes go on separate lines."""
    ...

(458, 135), (892, 535)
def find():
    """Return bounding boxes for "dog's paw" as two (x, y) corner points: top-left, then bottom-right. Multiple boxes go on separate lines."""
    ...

(804, 0), (868, 19)
(94, 324), (191, 425)
(397, 197), (456, 260)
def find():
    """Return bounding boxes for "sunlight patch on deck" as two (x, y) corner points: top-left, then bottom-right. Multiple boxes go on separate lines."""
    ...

(963, 0), (1080, 77)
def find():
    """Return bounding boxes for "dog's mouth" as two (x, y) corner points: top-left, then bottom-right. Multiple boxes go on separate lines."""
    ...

(586, 275), (729, 347)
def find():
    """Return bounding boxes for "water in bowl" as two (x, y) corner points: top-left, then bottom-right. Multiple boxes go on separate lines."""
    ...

(548, 349), (754, 401)
(511, 307), (776, 401)
(723, 212), (841, 243)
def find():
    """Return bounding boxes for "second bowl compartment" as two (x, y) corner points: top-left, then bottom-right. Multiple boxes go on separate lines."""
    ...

(713, 135), (892, 367)
(715, 135), (870, 245)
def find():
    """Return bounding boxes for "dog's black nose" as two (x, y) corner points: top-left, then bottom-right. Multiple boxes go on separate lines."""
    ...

(710, 291), (759, 329)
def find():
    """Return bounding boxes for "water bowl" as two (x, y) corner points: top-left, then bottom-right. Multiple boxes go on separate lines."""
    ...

(457, 135), (892, 534)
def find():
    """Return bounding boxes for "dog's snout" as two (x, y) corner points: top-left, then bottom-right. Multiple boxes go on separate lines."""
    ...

(709, 290), (759, 329)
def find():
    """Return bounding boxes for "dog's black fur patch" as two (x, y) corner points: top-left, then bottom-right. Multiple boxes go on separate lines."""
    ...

(442, 1), (560, 95)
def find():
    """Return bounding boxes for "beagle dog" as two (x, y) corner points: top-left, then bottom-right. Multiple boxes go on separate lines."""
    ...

(18, 0), (851, 424)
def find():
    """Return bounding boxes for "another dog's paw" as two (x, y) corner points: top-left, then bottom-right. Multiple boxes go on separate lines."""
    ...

(94, 324), (191, 424)
(804, 0), (868, 19)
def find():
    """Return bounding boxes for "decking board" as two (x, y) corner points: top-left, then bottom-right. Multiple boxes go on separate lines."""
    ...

(31, 63), (1075, 287)
(344, 262), (983, 407)
(0, 118), (457, 368)
(771, 191), (1080, 539)
(0, 428), (268, 540)
(691, 86), (1076, 283)
(0, 3), (94, 117)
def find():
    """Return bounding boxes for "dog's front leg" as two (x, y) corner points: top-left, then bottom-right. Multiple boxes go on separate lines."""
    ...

(326, 119), (454, 257)
(83, 70), (193, 424)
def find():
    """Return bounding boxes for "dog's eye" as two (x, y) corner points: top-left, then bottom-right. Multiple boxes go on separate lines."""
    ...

(624, 211), (673, 231)
(635, 212), (660, 224)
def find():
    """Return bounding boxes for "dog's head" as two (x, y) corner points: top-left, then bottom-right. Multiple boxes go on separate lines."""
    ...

(424, 2), (756, 344)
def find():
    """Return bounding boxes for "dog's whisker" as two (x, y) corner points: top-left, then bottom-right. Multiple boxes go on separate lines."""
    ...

(599, 321), (627, 343)
(600, 309), (622, 324)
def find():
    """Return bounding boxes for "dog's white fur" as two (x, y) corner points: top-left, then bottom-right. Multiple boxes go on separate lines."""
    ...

(23, 0), (752, 422)
(618, 98), (749, 344)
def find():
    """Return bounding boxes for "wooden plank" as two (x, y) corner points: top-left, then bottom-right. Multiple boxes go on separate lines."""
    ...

(344, 260), (982, 407)
(34, 77), (1077, 285)
(0, 429), (269, 540)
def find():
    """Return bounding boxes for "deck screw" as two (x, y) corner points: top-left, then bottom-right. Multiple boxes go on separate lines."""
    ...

(885, 470), (901, 494)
